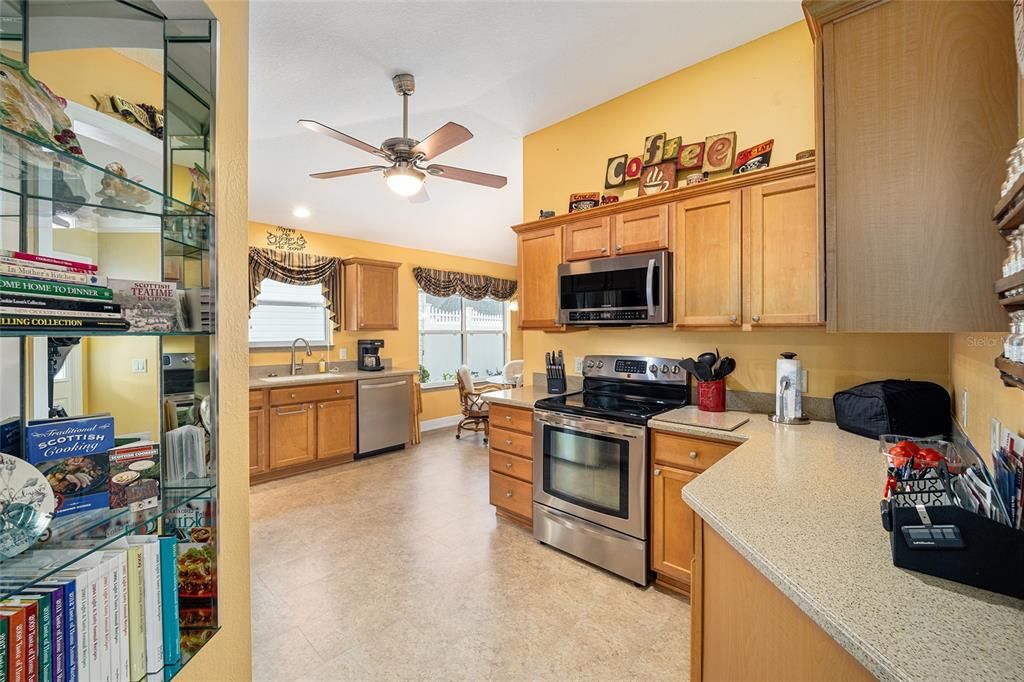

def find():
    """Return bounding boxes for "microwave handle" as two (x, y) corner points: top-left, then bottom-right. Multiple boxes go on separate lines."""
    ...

(645, 257), (655, 319)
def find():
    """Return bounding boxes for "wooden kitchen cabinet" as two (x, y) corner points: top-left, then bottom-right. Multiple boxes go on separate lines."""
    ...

(343, 257), (400, 331)
(806, 0), (1014, 332)
(612, 204), (671, 255)
(516, 226), (563, 329)
(488, 403), (534, 527)
(316, 396), (356, 461)
(564, 216), (611, 261)
(745, 173), (821, 326)
(269, 401), (317, 469)
(249, 407), (269, 476)
(674, 191), (742, 327)
(651, 464), (697, 589)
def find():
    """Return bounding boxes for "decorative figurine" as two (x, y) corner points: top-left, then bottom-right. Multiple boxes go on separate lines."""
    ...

(795, 149), (815, 161)
(92, 94), (164, 139)
(96, 162), (153, 212)
(189, 163), (211, 212)
(0, 453), (55, 560)
(600, 195), (619, 205)
(539, 209), (556, 219)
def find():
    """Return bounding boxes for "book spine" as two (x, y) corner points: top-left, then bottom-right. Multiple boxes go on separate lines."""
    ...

(28, 600), (49, 682)
(0, 265), (105, 287)
(0, 253), (97, 274)
(139, 543), (161, 675)
(87, 571), (98, 682)
(0, 296), (120, 314)
(62, 582), (76, 682)
(96, 564), (110, 682)
(111, 556), (127, 682)
(10, 609), (25, 682)
(50, 589), (65, 682)
(0, 278), (111, 302)
(0, 615), (8, 682)
(156, 539), (179, 667)
(0, 258), (90, 275)
(21, 604), (36, 682)
(123, 549), (144, 682)
(73, 577), (86, 682)
(0, 316), (129, 333)
(0, 308), (122, 321)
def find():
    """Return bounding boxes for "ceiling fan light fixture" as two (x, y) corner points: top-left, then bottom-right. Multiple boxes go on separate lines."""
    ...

(385, 165), (425, 197)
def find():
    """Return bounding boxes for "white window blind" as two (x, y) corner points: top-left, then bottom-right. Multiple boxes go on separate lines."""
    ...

(248, 278), (331, 347)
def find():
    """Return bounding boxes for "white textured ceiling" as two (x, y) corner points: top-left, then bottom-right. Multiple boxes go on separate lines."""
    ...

(249, 1), (803, 265)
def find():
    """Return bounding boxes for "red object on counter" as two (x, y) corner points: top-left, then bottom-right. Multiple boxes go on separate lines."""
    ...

(697, 379), (725, 412)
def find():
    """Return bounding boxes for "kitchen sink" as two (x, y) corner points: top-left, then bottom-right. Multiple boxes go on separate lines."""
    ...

(257, 373), (344, 384)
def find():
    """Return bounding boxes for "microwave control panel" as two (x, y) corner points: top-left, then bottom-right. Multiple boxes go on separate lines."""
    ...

(568, 310), (649, 322)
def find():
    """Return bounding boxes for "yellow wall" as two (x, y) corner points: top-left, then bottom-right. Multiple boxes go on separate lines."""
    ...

(520, 22), (952, 397)
(523, 23), (815, 218)
(29, 47), (163, 111)
(179, 1), (252, 679)
(249, 222), (522, 422)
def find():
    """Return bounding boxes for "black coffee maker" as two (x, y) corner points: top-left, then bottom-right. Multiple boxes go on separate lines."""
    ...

(357, 339), (384, 371)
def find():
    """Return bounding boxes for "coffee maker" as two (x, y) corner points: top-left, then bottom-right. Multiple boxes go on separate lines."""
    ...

(358, 339), (384, 371)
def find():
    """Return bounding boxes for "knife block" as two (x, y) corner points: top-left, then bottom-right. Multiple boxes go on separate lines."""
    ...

(546, 376), (566, 394)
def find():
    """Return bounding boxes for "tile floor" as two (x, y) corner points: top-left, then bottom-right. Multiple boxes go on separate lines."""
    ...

(250, 428), (689, 681)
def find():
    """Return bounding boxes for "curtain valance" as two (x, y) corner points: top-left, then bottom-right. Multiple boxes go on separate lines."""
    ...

(412, 267), (517, 301)
(248, 247), (343, 330)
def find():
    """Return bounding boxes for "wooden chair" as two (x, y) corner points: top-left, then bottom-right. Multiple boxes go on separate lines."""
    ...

(455, 365), (503, 443)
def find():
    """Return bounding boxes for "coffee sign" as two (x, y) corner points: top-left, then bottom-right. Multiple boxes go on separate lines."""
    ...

(267, 226), (308, 251)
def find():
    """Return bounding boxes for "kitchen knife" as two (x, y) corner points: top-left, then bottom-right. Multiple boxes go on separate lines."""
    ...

(546, 352), (552, 378)
(557, 350), (564, 378)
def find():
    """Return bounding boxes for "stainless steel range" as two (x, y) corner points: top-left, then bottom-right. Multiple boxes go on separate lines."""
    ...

(532, 354), (690, 585)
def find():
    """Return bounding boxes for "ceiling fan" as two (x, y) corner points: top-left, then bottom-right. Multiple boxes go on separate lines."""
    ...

(298, 73), (507, 200)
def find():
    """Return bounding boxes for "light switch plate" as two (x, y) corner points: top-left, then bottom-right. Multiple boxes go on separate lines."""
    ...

(339, 348), (348, 360)
(575, 357), (583, 372)
(131, 358), (147, 374)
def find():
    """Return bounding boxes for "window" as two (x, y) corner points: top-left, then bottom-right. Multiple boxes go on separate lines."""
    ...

(418, 291), (508, 387)
(248, 278), (331, 347)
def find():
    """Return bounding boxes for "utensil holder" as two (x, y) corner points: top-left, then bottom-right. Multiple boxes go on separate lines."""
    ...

(546, 376), (566, 394)
(697, 379), (725, 412)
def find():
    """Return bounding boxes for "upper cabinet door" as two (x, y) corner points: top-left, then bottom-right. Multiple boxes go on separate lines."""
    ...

(518, 226), (563, 329)
(564, 216), (611, 261)
(746, 174), (822, 327)
(344, 258), (400, 331)
(674, 191), (742, 328)
(613, 204), (671, 255)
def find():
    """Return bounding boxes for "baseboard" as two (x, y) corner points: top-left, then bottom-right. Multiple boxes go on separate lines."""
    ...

(421, 414), (462, 432)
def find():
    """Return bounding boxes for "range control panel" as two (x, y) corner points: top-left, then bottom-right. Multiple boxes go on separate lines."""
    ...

(582, 355), (689, 383)
(614, 359), (648, 374)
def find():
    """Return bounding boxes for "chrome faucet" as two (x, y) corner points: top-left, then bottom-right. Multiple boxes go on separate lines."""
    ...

(290, 337), (312, 375)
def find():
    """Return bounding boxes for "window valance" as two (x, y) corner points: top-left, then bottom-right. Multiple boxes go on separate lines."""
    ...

(248, 247), (343, 330)
(412, 267), (517, 301)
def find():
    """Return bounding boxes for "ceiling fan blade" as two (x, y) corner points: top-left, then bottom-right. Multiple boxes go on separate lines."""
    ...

(426, 164), (507, 189)
(410, 122), (473, 161)
(309, 165), (386, 180)
(298, 119), (389, 160)
(408, 185), (430, 204)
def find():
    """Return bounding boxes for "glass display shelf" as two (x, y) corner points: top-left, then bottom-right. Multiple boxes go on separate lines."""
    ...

(164, 231), (209, 259)
(0, 329), (214, 338)
(0, 124), (213, 220)
(166, 629), (221, 681)
(0, 485), (214, 600)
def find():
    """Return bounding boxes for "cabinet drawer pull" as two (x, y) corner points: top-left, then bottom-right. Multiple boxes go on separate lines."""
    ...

(689, 451), (698, 460)
(505, 439), (513, 445)
(319, 404), (326, 409)
(729, 315), (737, 324)
(752, 315), (761, 323)
(600, 247), (607, 253)
(654, 468), (661, 476)
(289, 392), (296, 399)
(505, 490), (513, 498)
(505, 462), (513, 469)
(504, 415), (513, 421)
(276, 406), (306, 416)
(335, 388), (342, 394)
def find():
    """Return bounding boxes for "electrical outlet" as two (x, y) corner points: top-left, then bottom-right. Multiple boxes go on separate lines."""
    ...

(960, 389), (968, 428)
(574, 357), (583, 372)
(131, 358), (147, 374)
(339, 348), (348, 360)
(801, 369), (808, 394)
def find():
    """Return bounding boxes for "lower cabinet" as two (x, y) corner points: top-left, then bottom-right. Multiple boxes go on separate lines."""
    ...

(250, 381), (358, 484)
(488, 404), (534, 526)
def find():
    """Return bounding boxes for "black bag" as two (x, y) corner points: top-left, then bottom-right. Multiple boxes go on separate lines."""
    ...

(833, 380), (951, 439)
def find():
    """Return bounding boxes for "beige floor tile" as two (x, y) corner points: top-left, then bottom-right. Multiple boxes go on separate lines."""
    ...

(250, 428), (689, 681)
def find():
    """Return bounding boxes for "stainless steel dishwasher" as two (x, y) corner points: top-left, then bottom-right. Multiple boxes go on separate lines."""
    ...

(357, 375), (411, 457)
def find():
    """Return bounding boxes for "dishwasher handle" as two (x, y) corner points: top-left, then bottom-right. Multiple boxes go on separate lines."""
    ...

(359, 380), (408, 390)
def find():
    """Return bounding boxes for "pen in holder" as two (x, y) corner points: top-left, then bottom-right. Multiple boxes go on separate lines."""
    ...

(545, 349), (567, 394)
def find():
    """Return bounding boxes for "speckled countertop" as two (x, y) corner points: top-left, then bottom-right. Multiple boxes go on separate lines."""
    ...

(650, 411), (1024, 682)
(249, 367), (417, 389)
(481, 386), (570, 409)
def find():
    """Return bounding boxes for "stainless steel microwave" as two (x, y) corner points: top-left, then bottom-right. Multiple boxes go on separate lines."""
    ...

(557, 251), (671, 325)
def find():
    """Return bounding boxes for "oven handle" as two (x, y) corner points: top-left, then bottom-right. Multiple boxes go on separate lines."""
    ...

(645, 257), (655, 319)
(534, 411), (644, 439)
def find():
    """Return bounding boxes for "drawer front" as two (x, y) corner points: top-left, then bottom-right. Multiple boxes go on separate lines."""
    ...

(652, 430), (737, 472)
(269, 381), (355, 406)
(489, 471), (533, 520)
(249, 389), (265, 410)
(490, 404), (533, 434)
(490, 426), (532, 459)
(489, 450), (532, 483)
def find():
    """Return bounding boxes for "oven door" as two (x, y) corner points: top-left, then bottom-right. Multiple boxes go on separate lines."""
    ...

(557, 251), (670, 325)
(533, 409), (647, 539)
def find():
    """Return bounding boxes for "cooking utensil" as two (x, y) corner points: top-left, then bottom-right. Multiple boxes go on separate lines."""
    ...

(680, 357), (701, 379)
(715, 357), (736, 380)
(697, 351), (717, 367)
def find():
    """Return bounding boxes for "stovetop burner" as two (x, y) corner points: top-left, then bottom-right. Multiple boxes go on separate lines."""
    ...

(534, 354), (691, 425)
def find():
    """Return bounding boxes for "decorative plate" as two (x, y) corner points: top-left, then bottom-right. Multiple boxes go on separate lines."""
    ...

(0, 452), (56, 560)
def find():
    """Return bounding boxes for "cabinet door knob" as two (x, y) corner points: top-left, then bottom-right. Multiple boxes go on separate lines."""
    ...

(752, 315), (761, 323)
(615, 245), (623, 252)
(504, 415), (513, 421)
(729, 315), (737, 324)
(505, 462), (513, 469)
(654, 468), (661, 476)
(505, 490), (513, 498)
(689, 451), (698, 459)
(600, 247), (607, 253)
(290, 392), (296, 399)
(505, 439), (513, 445)
(319, 404), (325, 409)
(335, 388), (341, 394)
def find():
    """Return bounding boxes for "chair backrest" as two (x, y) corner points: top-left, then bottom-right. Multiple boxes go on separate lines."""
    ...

(456, 365), (474, 402)
(503, 360), (525, 387)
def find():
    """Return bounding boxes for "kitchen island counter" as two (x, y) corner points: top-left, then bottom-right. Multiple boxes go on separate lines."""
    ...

(650, 412), (1024, 682)
(481, 385), (570, 410)
(249, 367), (417, 389)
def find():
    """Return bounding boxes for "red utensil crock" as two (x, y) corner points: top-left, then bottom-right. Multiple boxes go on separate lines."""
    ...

(697, 379), (725, 412)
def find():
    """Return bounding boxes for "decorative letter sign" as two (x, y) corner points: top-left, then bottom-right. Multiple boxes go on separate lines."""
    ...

(625, 156), (643, 180)
(677, 141), (705, 171)
(642, 133), (666, 167)
(605, 154), (627, 188)
(702, 132), (736, 173)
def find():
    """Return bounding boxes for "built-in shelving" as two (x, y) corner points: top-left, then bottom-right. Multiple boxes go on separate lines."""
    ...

(993, 186), (1024, 391)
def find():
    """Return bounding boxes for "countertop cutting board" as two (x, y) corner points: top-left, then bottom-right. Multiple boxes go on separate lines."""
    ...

(656, 406), (750, 432)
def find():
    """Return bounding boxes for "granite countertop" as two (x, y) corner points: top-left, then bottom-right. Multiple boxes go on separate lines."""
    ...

(481, 385), (569, 409)
(249, 367), (417, 389)
(651, 412), (1024, 682)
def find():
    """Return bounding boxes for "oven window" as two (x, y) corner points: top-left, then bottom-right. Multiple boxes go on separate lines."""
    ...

(559, 265), (660, 310)
(542, 426), (629, 518)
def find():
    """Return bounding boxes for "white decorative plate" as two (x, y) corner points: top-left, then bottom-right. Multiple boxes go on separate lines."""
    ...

(0, 453), (56, 559)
